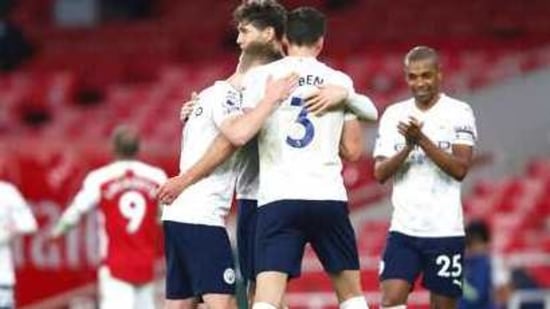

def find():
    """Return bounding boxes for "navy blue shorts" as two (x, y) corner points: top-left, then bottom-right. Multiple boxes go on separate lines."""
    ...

(380, 231), (465, 298)
(255, 200), (359, 279)
(236, 199), (258, 281)
(163, 221), (236, 299)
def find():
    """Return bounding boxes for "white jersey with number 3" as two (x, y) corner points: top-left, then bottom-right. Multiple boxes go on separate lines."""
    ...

(373, 94), (477, 237)
(242, 56), (355, 206)
(162, 81), (241, 226)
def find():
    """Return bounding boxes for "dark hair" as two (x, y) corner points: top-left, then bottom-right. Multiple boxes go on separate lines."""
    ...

(466, 219), (491, 245)
(112, 125), (139, 158)
(233, 1), (287, 41)
(404, 46), (440, 67)
(286, 7), (326, 47)
(239, 42), (283, 72)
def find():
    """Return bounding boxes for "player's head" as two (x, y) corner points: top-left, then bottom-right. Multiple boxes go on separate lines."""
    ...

(111, 125), (140, 159)
(285, 7), (326, 53)
(404, 46), (442, 104)
(233, 0), (287, 51)
(238, 42), (283, 73)
(465, 219), (491, 252)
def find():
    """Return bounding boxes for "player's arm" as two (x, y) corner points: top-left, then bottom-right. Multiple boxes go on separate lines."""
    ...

(304, 70), (378, 121)
(157, 135), (237, 205)
(339, 113), (363, 162)
(0, 186), (38, 245)
(219, 74), (298, 146)
(372, 107), (413, 183)
(50, 176), (100, 239)
(402, 110), (476, 181)
(373, 146), (414, 183)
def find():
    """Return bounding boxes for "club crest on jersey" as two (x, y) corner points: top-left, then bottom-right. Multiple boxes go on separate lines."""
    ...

(223, 268), (236, 285)
(223, 91), (241, 114)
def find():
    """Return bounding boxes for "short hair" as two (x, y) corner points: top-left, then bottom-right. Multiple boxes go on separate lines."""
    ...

(111, 125), (140, 158)
(233, 1), (287, 41)
(465, 219), (491, 245)
(404, 46), (440, 68)
(286, 7), (326, 47)
(239, 42), (283, 72)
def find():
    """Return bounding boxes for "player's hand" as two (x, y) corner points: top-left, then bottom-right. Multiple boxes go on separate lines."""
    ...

(264, 73), (299, 106)
(180, 92), (198, 123)
(304, 84), (348, 116)
(157, 175), (188, 205)
(398, 117), (424, 145)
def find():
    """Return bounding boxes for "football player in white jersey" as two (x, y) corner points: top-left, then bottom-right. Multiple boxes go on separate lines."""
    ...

(51, 126), (167, 309)
(0, 180), (37, 309)
(159, 1), (377, 307)
(373, 46), (477, 309)
(231, 7), (369, 309)
(161, 43), (297, 309)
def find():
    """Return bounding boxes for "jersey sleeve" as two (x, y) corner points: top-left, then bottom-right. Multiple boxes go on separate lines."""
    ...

(211, 86), (243, 129)
(59, 173), (101, 226)
(330, 71), (355, 95)
(453, 104), (477, 146)
(7, 184), (37, 234)
(242, 68), (268, 110)
(373, 107), (399, 158)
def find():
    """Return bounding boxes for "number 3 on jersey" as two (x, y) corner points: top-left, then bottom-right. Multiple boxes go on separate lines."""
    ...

(286, 97), (315, 148)
(118, 191), (146, 233)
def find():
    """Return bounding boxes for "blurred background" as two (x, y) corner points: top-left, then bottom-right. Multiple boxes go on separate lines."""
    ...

(0, 0), (549, 308)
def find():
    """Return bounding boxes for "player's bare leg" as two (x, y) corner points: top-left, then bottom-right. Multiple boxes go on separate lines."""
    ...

(253, 271), (288, 308)
(429, 293), (457, 309)
(330, 270), (369, 308)
(247, 281), (256, 307)
(380, 279), (411, 307)
(202, 294), (237, 309)
(164, 298), (199, 309)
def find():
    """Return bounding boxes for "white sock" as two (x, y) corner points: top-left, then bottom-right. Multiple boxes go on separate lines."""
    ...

(252, 302), (278, 309)
(339, 296), (369, 309)
(381, 305), (406, 309)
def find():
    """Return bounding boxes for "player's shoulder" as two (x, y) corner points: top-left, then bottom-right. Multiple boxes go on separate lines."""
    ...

(0, 180), (19, 194)
(440, 94), (475, 116)
(133, 161), (167, 178)
(382, 98), (415, 118)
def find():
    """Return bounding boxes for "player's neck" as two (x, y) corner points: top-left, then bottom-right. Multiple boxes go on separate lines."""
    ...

(286, 45), (319, 58)
(415, 93), (441, 111)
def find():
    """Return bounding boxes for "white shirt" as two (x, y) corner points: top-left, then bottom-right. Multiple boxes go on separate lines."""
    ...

(162, 81), (241, 226)
(0, 181), (37, 285)
(373, 94), (477, 237)
(242, 56), (355, 206)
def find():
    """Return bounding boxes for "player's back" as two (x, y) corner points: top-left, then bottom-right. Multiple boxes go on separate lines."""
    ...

(244, 57), (353, 206)
(87, 160), (166, 284)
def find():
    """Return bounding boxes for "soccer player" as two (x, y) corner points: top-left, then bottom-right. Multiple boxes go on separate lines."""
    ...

(234, 7), (369, 309)
(373, 46), (478, 309)
(0, 180), (37, 309)
(50, 126), (168, 309)
(161, 43), (296, 309)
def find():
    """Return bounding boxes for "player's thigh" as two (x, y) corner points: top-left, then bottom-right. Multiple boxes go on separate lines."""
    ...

(236, 199), (258, 282)
(308, 201), (360, 275)
(0, 285), (14, 309)
(98, 266), (134, 309)
(421, 236), (465, 299)
(202, 293), (237, 309)
(255, 201), (307, 279)
(135, 281), (156, 309)
(163, 221), (194, 300)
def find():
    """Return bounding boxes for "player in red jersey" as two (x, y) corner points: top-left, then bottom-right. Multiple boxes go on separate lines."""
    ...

(51, 126), (167, 309)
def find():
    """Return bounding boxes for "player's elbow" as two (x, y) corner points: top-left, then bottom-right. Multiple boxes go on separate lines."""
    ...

(452, 169), (468, 182)
(373, 169), (387, 184)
